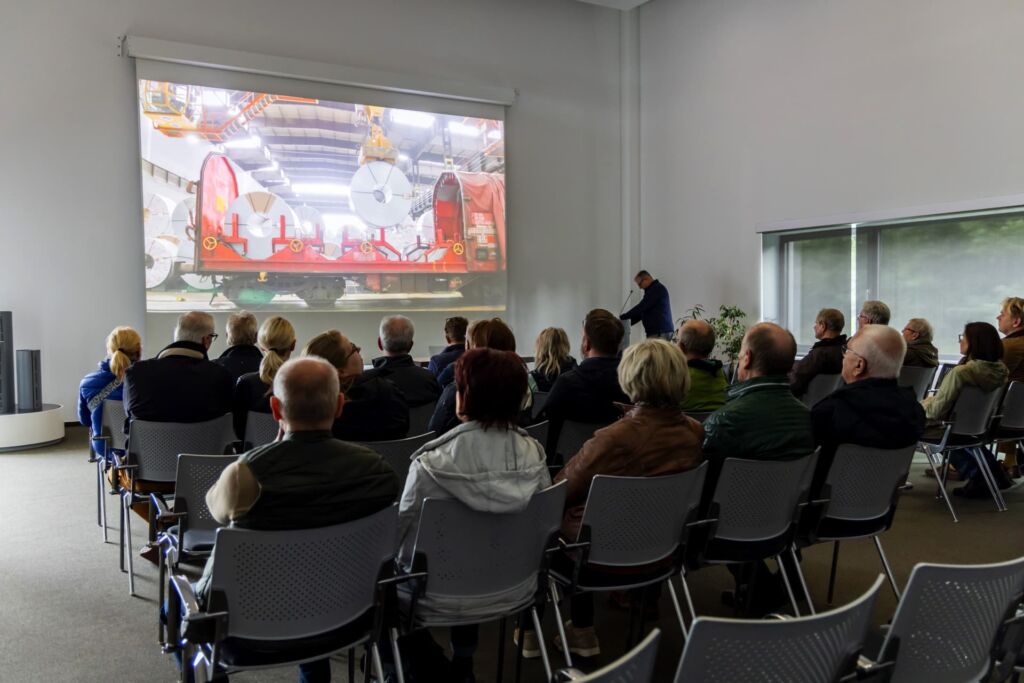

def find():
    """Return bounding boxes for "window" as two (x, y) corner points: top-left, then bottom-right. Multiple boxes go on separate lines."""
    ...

(762, 206), (1024, 357)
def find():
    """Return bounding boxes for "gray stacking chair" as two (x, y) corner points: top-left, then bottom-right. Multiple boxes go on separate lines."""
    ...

(550, 420), (604, 468)
(690, 453), (818, 617)
(555, 628), (660, 682)
(407, 402), (436, 436)
(549, 466), (709, 667)
(870, 557), (1024, 683)
(242, 410), (278, 450)
(919, 384), (1006, 520)
(800, 373), (843, 407)
(90, 398), (128, 543)
(673, 575), (883, 683)
(114, 414), (234, 596)
(151, 453), (237, 643)
(394, 482), (567, 683)
(990, 381), (1024, 452)
(898, 365), (938, 401)
(525, 420), (549, 449)
(167, 506), (399, 683)
(532, 391), (550, 420)
(796, 444), (916, 612)
(357, 431), (435, 489)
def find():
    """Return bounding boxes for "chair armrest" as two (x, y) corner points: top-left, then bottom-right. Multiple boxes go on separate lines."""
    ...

(686, 518), (718, 529)
(150, 493), (186, 523)
(555, 538), (590, 553)
(377, 571), (428, 587)
(169, 575), (229, 644)
(553, 669), (588, 681)
(849, 655), (896, 680)
(111, 452), (136, 472)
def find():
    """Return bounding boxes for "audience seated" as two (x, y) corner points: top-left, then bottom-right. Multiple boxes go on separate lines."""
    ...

(996, 297), (1024, 477)
(364, 315), (442, 407)
(428, 318), (527, 436)
(304, 330), (409, 441)
(900, 318), (940, 367)
(922, 322), (1011, 497)
(676, 319), (728, 412)
(428, 316), (468, 380)
(857, 300), (891, 327)
(396, 348), (550, 681)
(537, 339), (703, 658)
(811, 324), (926, 496)
(531, 327), (578, 392)
(213, 310), (263, 381)
(79, 326), (141, 458)
(232, 316), (295, 440)
(789, 308), (846, 398)
(542, 309), (630, 455)
(198, 357), (399, 683)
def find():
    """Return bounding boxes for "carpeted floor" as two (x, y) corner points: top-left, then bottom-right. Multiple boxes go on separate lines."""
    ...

(1, 426), (1022, 682)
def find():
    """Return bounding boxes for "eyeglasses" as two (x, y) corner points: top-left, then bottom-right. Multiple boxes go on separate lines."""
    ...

(841, 344), (864, 360)
(958, 334), (965, 342)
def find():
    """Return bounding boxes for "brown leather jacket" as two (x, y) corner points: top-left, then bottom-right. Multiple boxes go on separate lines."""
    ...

(554, 405), (704, 539)
(1003, 330), (1024, 383)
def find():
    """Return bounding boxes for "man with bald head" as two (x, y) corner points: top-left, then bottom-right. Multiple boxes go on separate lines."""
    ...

(810, 324), (925, 495)
(677, 319), (728, 411)
(199, 357), (399, 682)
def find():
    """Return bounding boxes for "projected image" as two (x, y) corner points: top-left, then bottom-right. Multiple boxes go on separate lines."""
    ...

(137, 80), (506, 312)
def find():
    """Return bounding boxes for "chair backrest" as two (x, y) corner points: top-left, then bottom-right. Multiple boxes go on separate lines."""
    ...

(933, 362), (955, 393)
(556, 420), (604, 459)
(709, 454), (817, 543)
(209, 505), (398, 640)
(566, 628), (660, 682)
(801, 374), (843, 407)
(525, 420), (549, 450)
(950, 385), (1004, 437)
(357, 431), (436, 488)
(408, 402), (436, 437)
(243, 411), (279, 449)
(674, 575), (883, 683)
(880, 557), (1024, 683)
(174, 454), (238, 533)
(579, 465), (708, 566)
(898, 365), (938, 401)
(101, 399), (129, 451)
(127, 414), (234, 482)
(532, 391), (550, 420)
(411, 482), (566, 600)
(822, 444), (915, 523)
(999, 381), (1024, 430)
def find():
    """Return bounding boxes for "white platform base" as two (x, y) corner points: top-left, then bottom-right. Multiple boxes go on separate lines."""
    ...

(0, 403), (66, 451)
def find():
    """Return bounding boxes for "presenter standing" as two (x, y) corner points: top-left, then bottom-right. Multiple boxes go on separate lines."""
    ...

(620, 270), (674, 340)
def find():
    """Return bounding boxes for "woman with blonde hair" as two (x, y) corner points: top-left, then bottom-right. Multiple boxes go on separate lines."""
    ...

(531, 327), (577, 392)
(233, 316), (296, 440)
(79, 326), (142, 458)
(303, 329), (409, 441)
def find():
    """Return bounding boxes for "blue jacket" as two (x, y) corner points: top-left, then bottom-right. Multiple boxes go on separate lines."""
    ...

(428, 343), (466, 379)
(621, 279), (674, 335)
(78, 359), (124, 455)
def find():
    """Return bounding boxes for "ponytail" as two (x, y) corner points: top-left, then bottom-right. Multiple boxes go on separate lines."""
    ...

(257, 316), (296, 386)
(259, 349), (286, 386)
(105, 326), (142, 381)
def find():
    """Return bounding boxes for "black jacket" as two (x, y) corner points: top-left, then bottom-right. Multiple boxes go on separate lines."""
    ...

(214, 344), (263, 382)
(542, 356), (630, 455)
(123, 341), (233, 427)
(790, 335), (846, 398)
(530, 357), (579, 393)
(810, 377), (926, 495)
(332, 374), (409, 442)
(365, 355), (442, 407)
(428, 343), (466, 379)
(233, 372), (272, 440)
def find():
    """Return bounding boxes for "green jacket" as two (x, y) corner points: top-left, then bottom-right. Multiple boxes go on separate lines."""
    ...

(702, 375), (814, 462)
(922, 359), (1007, 422)
(681, 358), (728, 412)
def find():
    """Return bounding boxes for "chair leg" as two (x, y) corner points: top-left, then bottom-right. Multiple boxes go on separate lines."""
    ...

(389, 628), (405, 683)
(776, 555), (800, 617)
(98, 462), (108, 543)
(549, 582), (572, 668)
(827, 541), (840, 605)
(514, 614), (524, 683)
(124, 494), (136, 596)
(530, 606), (552, 683)
(496, 617), (506, 683)
(158, 544), (168, 645)
(679, 572), (697, 625)
(926, 449), (959, 522)
(347, 648), (355, 683)
(666, 578), (689, 639)
(369, 643), (385, 683)
(972, 447), (1008, 511)
(119, 493), (126, 572)
(872, 536), (901, 600)
(789, 545), (815, 615)
(95, 460), (102, 528)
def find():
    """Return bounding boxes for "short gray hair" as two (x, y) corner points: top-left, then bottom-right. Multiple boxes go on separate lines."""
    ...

(678, 320), (715, 358)
(174, 311), (215, 344)
(226, 310), (258, 346)
(816, 308), (845, 333)
(380, 315), (415, 354)
(905, 318), (933, 343)
(854, 324), (906, 379)
(859, 300), (891, 325)
(272, 357), (340, 425)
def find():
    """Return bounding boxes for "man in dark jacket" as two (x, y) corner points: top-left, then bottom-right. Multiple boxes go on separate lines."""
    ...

(900, 318), (940, 368)
(543, 309), (630, 457)
(790, 308), (847, 398)
(811, 324), (926, 496)
(213, 310), (263, 380)
(620, 270), (673, 340)
(428, 316), (468, 380)
(196, 356), (399, 683)
(365, 315), (441, 407)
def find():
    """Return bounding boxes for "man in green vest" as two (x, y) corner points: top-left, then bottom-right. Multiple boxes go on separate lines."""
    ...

(677, 319), (728, 412)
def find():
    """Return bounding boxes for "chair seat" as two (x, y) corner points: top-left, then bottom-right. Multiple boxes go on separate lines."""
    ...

(800, 516), (888, 544)
(991, 428), (1024, 442)
(217, 610), (374, 671)
(548, 550), (678, 592)
(920, 433), (986, 448)
(166, 526), (218, 554)
(695, 534), (792, 567)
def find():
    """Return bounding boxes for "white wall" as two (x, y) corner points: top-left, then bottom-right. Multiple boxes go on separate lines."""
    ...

(1, 0), (623, 420)
(639, 0), (1024, 323)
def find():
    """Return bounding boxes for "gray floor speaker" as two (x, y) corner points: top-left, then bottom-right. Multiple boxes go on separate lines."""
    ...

(0, 312), (13, 414)
(16, 349), (41, 413)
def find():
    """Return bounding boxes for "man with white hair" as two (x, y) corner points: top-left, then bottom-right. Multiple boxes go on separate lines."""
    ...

(213, 310), (263, 380)
(365, 315), (441, 407)
(810, 324), (926, 495)
(901, 318), (939, 368)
